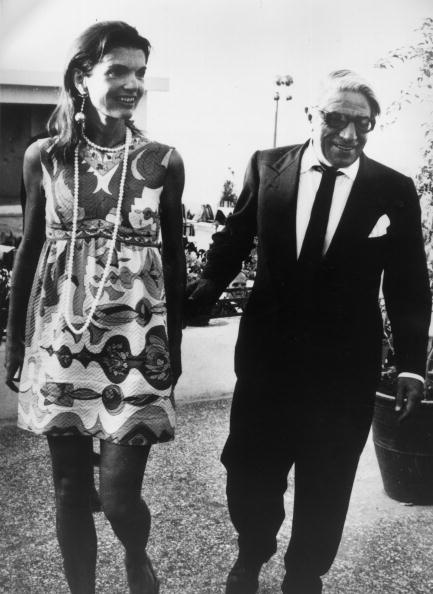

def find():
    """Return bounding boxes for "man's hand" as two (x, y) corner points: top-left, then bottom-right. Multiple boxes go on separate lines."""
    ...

(395, 376), (424, 421)
(186, 278), (218, 302)
(184, 279), (218, 326)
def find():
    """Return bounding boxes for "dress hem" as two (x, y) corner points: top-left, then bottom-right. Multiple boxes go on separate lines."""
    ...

(16, 422), (175, 447)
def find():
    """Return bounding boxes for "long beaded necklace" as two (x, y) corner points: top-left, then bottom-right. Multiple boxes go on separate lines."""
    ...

(64, 126), (132, 336)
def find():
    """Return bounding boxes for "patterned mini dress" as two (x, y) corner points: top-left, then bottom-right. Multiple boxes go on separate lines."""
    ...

(18, 132), (176, 446)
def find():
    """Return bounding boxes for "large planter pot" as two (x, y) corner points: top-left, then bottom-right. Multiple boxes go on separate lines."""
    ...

(373, 391), (433, 504)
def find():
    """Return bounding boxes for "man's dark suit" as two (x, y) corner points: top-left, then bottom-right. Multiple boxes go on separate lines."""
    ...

(199, 142), (431, 589)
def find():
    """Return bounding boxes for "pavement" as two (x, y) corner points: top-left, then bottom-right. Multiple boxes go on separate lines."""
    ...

(1, 317), (433, 593)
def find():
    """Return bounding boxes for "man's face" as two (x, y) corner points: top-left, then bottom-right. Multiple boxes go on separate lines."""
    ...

(308, 90), (372, 168)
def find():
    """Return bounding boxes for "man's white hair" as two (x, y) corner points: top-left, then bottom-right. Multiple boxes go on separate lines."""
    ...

(311, 69), (381, 118)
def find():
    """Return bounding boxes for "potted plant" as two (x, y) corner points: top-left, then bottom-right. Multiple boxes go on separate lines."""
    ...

(373, 309), (433, 504)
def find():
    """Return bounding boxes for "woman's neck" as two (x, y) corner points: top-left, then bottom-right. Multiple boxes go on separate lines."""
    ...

(84, 118), (128, 148)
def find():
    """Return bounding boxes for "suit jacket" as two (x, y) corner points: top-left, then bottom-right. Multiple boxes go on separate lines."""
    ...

(203, 143), (431, 398)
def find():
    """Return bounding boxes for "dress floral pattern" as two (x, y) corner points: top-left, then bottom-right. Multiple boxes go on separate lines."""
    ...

(18, 132), (176, 445)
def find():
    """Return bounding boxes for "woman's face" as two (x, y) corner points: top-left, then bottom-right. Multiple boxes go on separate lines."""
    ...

(77, 46), (147, 122)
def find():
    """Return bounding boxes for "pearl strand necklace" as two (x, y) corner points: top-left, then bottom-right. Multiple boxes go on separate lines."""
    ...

(82, 130), (127, 153)
(64, 126), (132, 335)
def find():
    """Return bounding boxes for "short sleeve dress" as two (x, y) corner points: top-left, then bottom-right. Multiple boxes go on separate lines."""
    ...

(17, 132), (177, 446)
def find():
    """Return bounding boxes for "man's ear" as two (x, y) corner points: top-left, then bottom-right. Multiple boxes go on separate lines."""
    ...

(72, 68), (87, 96)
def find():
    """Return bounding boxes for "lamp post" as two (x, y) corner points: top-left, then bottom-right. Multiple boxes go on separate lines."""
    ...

(273, 74), (294, 148)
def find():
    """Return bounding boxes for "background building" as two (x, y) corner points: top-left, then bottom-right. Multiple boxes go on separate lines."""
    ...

(0, 70), (168, 211)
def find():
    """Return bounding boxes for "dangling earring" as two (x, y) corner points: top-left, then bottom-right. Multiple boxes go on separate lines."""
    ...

(74, 93), (87, 126)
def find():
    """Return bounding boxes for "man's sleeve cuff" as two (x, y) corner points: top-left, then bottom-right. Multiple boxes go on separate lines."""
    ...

(398, 372), (425, 384)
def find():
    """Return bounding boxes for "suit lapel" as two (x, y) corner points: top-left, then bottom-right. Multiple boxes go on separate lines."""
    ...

(325, 154), (385, 260)
(262, 143), (306, 273)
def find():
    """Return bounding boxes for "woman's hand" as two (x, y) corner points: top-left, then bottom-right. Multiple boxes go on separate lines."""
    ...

(5, 337), (24, 393)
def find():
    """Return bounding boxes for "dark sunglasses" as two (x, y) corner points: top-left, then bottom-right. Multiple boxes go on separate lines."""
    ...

(318, 109), (375, 133)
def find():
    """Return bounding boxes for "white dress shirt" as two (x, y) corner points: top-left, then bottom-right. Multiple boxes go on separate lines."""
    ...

(296, 141), (424, 385)
(296, 141), (359, 257)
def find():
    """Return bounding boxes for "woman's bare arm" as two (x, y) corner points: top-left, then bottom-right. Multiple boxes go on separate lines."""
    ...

(5, 141), (46, 389)
(159, 149), (186, 386)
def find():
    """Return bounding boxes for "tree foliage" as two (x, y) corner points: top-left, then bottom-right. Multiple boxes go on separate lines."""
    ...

(376, 17), (433, 273)
(220, 179), (237, 207)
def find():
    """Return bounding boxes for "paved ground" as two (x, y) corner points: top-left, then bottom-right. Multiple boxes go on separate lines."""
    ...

(2, 318), (433, 593)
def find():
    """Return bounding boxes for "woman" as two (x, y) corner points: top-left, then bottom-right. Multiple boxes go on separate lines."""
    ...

(5, 21), (185, 594)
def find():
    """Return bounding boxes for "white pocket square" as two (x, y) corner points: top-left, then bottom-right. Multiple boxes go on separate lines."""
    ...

(368, 215), (390, 238)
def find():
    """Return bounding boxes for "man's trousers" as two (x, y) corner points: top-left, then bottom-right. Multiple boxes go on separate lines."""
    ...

(221, 376), (374, 592)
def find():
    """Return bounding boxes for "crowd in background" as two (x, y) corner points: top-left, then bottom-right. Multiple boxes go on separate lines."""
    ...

(184, 238), (257, 285)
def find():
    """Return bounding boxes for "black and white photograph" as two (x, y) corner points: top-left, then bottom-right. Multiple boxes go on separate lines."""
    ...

(1, 1), (433, 592)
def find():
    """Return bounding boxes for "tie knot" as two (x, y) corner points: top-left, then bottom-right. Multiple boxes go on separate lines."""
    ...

(312, 164), (342, 177)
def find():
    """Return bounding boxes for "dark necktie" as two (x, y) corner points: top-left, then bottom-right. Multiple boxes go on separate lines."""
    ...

(298, 164), (342, 269)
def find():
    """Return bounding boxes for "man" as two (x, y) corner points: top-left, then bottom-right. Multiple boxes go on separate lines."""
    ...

(188, 70), (431, 593)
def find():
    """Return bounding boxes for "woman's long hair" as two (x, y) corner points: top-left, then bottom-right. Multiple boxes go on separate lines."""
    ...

(48, 21), (151, 162)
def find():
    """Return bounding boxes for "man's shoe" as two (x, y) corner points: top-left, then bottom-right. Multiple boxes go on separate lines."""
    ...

(225, 557), (261, 594)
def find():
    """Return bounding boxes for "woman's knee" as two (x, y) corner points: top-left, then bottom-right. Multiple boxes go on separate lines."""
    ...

(100, 491), (147, 525)
(55, 474), (93, 510)
(98, 442), (151, 523)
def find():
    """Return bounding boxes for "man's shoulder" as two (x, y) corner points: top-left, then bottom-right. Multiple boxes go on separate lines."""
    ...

(363, 155), (418, 208)
(363, 154), (412, 184)
(255, 144), (304, 165)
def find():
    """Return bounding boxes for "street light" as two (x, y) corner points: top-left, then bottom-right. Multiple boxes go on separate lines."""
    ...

(273, 74), (294, 148)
